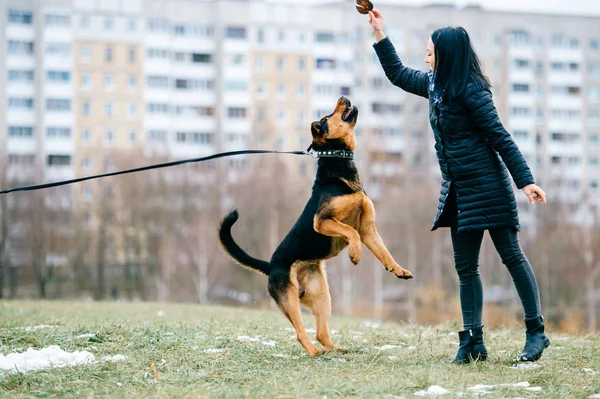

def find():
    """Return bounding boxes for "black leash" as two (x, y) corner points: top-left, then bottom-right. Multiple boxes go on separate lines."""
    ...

(0, 148), (354, 195)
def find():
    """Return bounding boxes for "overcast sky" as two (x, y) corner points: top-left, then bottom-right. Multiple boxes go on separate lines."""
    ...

(274, 0), (600, 17)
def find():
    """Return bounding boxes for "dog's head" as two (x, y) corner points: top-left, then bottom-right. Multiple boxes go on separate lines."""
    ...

(310, 96), (358, 152)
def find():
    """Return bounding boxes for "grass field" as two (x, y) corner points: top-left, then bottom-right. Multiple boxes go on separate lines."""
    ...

(0, 300), (598, 398)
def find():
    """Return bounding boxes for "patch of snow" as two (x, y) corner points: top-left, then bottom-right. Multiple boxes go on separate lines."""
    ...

(331, 330), (338, 335)
(468, 384), (495, 393)
(165, 332), (174, 336)
(23, 325), (59, 332)
(76, 333), (96, 338)
(552, 346), (564, 350)
(583, 368), (597, 375)
(525, 387), (543, 392)
(364, 321), (381, 329)
(203, 348), (226, 354)
(0, 346), (94, 373)
(350, 331), (363, 335)
(156, 310), (165, 317)
(407, 346), (417, 351)
(101, 354), (126, 362)
(272, 353), (300, 360)
(374, 345), (401, 351)
(331, 358), (346, 363)
(498, 350), (507, 353)
(262, 340), (277, 347)
(414, 385), (450, 396)
(388, 356), (399, 361)
(237, 335), (260, 343)
(588, 394), (600, 398)
(510, 363), (541, 370)
(305, 328), (316, 333)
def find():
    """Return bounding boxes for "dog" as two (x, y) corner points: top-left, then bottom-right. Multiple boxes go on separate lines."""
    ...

(218, 97), (413, 356)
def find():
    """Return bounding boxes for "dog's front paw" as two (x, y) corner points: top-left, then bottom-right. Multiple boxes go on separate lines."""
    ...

(392, 266), (413, 280)
(349, 244), (361, 264)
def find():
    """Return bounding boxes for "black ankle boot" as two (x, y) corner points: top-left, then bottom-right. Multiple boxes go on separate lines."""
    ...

(470, 327), (488, 361)
(519, 316), (550, 362)
(452, 330), (472, 364)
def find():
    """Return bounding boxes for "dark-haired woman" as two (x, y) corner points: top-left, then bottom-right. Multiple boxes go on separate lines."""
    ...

(367, 9), (550, 363)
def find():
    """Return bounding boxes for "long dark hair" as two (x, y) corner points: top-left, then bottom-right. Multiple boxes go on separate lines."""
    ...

(431, 26), (490, 101)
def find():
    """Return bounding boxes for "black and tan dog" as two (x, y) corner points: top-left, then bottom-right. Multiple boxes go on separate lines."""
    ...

(218, 97), (413, 356)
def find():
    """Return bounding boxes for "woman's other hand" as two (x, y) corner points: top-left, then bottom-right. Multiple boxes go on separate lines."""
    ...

(522, 184), (547, 204)
(368, 10), (386, 42)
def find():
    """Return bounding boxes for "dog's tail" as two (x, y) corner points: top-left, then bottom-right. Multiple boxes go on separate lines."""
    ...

(218, 210), (270, 276)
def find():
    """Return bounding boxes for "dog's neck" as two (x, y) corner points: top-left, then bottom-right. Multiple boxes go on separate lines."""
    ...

(314, 157), (363, 193)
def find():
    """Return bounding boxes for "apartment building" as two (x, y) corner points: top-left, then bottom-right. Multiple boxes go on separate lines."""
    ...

(1, 0), (599, 275)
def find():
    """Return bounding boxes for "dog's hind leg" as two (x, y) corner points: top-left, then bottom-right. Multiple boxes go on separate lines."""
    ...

(298, 262), (345, 352)
(359, 197), (413, 280)
(268, 268), (322, 357)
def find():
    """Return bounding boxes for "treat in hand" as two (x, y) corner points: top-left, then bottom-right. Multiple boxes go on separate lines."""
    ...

(356, 0), (374, 14)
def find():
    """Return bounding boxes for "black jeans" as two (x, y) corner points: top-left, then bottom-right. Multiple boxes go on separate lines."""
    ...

(445, 186), (542, 330)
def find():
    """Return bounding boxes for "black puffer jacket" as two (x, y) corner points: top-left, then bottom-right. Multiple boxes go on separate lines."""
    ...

(374, 37), (534, 233)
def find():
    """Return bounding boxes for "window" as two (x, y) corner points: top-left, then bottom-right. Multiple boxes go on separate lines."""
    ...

(105, 47), (113, 62)
(589, 87), (600, 101)
(8, 70), (34, 82)
(514, 60), (530, 69)
(105, 74), (114, 90)
(105, 156), (116, 172)
(82, 129), (91, 143)
(514, 130), (528, 139)
(105, 103), (115, 117)
(82, 157), (91, 172)
(278, 30), (285, 42)
(371, 103), (403, 114)
(277, 83), (286, 97)
(315, 31), (335, 43)
(8, 126), (34, 138)
(590, 133), (599, 144)
(298, 83), (306, 96)
(129, 130), (136, 143)
(129, 76), (137, 90)
(192, 53), (211, 63)
(147, 48), (168, 59)
(104, 18), (114, 31)
(129, 48), (136, 63)
(47, 155), (71, 166)
(128, 19), (137, 32)
(45, 14), (70, 27)
(225, 26), (246, 39)
(81, 45), (91, 62)
(45, 42), (70, 56)
(340, 86), (351, 96)
(80, 16), (90, 29)
(257, 29), (265, 43)
(225, 80), (247, 92)
(8, 9), (33, 24)
(299, 58), (306, 72)
(512, 83), (530, 92)
(147, 103), (169, 114)
(82, 101), (91, 116)
(256, 83), (265, 95)
(47, 99), (71, 112)
(8, 98), (33, 109)
(589, 156), (599, 166)
(8, 40), (34, 55)
(106, 130), (115, 144)
(174, 79), (213, 91)
(46, 127), (71, 139)
(47, 70), (71, 82)
(256, 56), (265, 70)
(278, 57), (285, 71)
(511, 107), (531, 117)
(128, 103), (137, 117)
(175, 132), (214, 144)
(590, 181), (598, 191)
(278, 110), (287, 124)
(147, 76), (169, 89)
(148, 130), (167, 141)
(297, 110), (305, 127)
(228, 107), (247, 119)
(148, 19), (169, 33)
(589, 110), (600, 123)
(316, 58), (336, 70)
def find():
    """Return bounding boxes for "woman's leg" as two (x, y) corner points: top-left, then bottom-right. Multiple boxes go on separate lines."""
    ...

(488, 227), (541, 320)
(446, 189), (485, 330)
(488, 227), (549, 361)
(450, 219), (485, 330)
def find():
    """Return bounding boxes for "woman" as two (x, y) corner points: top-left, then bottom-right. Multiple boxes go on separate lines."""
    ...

(367, 9), (550, 363)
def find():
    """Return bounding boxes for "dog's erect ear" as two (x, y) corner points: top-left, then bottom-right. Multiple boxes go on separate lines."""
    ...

(311, 121), (321, 136)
